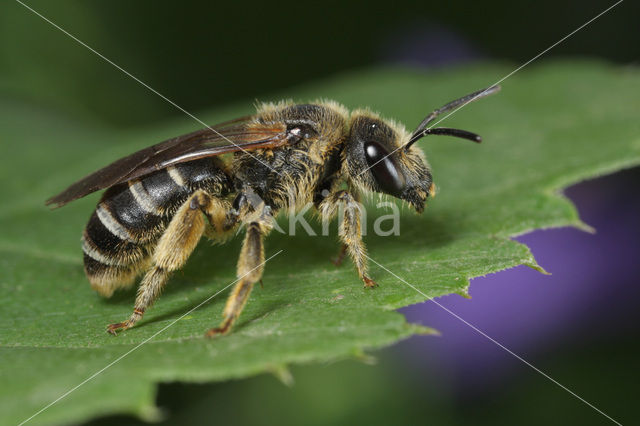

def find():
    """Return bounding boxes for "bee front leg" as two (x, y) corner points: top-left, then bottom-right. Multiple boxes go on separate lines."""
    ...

(206, 218), (271, 338)
(320, 190), (376, 288)
(107, 190), (230, 335)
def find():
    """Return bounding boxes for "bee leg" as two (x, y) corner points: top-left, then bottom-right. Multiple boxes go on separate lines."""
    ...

(321, 190), (376, 288)
(332, 244), (348, 266)
(203, 197), (237, 241)
(206, 219), (270, 337)
(107, 190), (226, 335)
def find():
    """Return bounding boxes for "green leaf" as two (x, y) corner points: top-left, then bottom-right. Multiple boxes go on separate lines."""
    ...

(1, 60), (639, 425)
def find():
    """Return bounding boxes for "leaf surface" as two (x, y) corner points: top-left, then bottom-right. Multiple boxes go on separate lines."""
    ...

(1, 60), (639, 425)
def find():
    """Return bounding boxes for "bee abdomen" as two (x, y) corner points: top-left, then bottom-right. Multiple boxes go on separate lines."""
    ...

(82, 158), (231, 296)
(82, 207), (153, 297)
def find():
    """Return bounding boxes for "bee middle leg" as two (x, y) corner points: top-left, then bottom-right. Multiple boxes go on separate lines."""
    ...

(107, 190), (233, 334)
(320, 190), (376, 288)
(205, 216), (271, 338)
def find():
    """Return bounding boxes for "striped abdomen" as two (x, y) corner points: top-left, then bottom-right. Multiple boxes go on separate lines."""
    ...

(82, 157), (231, 296)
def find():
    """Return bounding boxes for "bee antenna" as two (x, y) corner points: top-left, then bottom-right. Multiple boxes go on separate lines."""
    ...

(405, 85), (500, 150)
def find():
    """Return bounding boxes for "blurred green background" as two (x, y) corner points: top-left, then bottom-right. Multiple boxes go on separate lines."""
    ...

(2, 1), (639, 425)
(2, 1), (638, 127)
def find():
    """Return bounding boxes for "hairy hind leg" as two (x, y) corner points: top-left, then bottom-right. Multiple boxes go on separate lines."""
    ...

(107, 190), (232, 334)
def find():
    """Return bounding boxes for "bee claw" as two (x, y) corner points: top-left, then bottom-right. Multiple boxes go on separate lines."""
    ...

(205, 327), (226, 338)
(205, 317), (234, 338)
(106, 321), (130, 335)
(363, 277), (378, 289)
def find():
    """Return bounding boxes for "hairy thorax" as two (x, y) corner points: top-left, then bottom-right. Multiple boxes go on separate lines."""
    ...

(232, 102), (349, 212)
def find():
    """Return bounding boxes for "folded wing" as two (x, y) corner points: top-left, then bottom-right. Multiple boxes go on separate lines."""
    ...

(46, 117), (289, 208)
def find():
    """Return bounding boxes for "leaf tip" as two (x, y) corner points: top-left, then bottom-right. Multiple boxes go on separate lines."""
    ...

(409, 323), (440, 336)
(455, 289), (472, 299)
(138, 404), (164, 423)
(575, 220), (597, 235)
(351, 348), (378, 365)
(524, 260), (551, 276)
(269, 364), (295, 387)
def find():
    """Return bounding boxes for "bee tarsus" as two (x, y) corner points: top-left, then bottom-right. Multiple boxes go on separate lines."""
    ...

(363, 277), (378, 289)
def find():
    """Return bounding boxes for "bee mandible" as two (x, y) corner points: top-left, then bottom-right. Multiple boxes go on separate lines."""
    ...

(47, 85), (500, 337)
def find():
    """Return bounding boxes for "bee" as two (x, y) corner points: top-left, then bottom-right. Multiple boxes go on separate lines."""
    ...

(47, 85), (500, 337)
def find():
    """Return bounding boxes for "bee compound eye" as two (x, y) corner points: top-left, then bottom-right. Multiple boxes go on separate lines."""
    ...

(364, 141), (406, 197)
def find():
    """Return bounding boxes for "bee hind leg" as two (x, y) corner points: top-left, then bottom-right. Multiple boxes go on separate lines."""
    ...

(107, 190), (232, 335)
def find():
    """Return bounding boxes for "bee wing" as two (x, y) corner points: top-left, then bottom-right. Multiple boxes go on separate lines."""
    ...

(46, 118), (289, 208)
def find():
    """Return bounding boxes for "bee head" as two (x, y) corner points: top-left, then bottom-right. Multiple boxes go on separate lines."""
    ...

(344, 86), (500, 212)
(345, 113), (432, 213)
